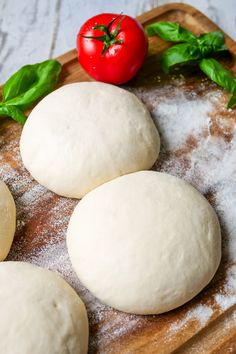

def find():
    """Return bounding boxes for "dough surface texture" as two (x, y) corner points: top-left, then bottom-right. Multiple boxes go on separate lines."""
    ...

(0, 180), (16, 260)
(67, 171), (221, 315)
(20, 82), (160, 198)
(0, 262), (88, 354)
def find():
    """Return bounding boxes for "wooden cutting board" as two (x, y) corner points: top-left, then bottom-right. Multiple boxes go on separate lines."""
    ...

(1, 3), (236, 353)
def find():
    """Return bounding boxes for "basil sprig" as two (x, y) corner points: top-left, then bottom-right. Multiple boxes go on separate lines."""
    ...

(146, 21), (236, 109)
(146, 22), (227, 73)
(0, 59), (61, 124)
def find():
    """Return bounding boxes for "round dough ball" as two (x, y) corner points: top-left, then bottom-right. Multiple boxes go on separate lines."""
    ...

(20, 82), (160, 199)
(0, 262), (88, 354)
(67, 171), (221, 315)
(0, 180), (16, 260)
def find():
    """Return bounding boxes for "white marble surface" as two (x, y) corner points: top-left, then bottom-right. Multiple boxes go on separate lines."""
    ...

(0, 0), (235, 84)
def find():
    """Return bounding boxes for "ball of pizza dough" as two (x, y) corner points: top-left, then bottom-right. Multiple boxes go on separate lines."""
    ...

(20, 82), (160, 199)
(0, 180), (16, 260)
(67, 171), (221, 315)
(0, 262), (88, 354)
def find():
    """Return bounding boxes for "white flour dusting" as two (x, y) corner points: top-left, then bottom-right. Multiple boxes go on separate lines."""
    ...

(169, 304), (213, 332)
(215, 265), (236, 311)
(153, 90), (214, 151)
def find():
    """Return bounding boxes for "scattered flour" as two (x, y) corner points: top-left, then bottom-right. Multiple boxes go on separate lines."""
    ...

(153, 90), (213, 150)
(215, 293), (236, 312)
(19, 184), (46, 206)
(185, 132), (236, 192)
(215, 265), (236, 311)
(170, 304), (214, 332)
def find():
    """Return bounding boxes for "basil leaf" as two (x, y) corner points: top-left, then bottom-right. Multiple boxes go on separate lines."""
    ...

(146, 21), (197, 43)
(3, 65), (37, 102)
(227, 94), (236, 109)
(200, 58), (236, 108)
(2, 60), (61, 110)
(161, 43), (201, 73)
(197, 31), (227, 54)
(199, 58), (236, 93)
(0, 104), (26, 124)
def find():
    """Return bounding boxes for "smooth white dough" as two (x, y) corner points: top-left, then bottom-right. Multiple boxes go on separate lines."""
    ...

(0, 262), (88, 354)
(67, 171), (221, 315)
(20, 82), (160, 199)
(0, 180), (16, 260)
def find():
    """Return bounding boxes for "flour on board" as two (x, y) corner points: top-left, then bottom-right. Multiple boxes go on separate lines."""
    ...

(153, 90), (214, 151)
(169, 304), (214, 332)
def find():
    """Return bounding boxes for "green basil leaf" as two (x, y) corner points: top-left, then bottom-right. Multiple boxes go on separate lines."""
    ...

(161, 43), (201, 73)
(146, 21), (197, 43)
(2, 59), (61, 110)
(197, 31), (227, 54)
(227, 94), (236, 109)
(199, 58), (236, 93)
(2, 65), (37, 102)
(0, 104), (27, 124)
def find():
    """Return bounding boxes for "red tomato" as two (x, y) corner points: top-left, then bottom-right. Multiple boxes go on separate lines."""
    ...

(77, 13), (148, 84)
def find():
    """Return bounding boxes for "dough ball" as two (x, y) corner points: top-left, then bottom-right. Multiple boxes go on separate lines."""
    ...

(0, 262), (88, 354)
(20, 82), (160, 199)
(67, 171), (221, 315)
(0, 180), (16, 260)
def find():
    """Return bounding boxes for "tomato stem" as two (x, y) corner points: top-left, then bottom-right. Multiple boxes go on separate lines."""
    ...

(81, 14), (125, 56)
(111, 15), (125, 38)
(93, 25), (111, 39)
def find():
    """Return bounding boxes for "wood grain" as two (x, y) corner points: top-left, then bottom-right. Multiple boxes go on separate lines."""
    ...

(0, 3), (236, 353)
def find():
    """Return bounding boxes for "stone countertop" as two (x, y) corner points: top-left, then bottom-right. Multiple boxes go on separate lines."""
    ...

(0, 0), (235, 83)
